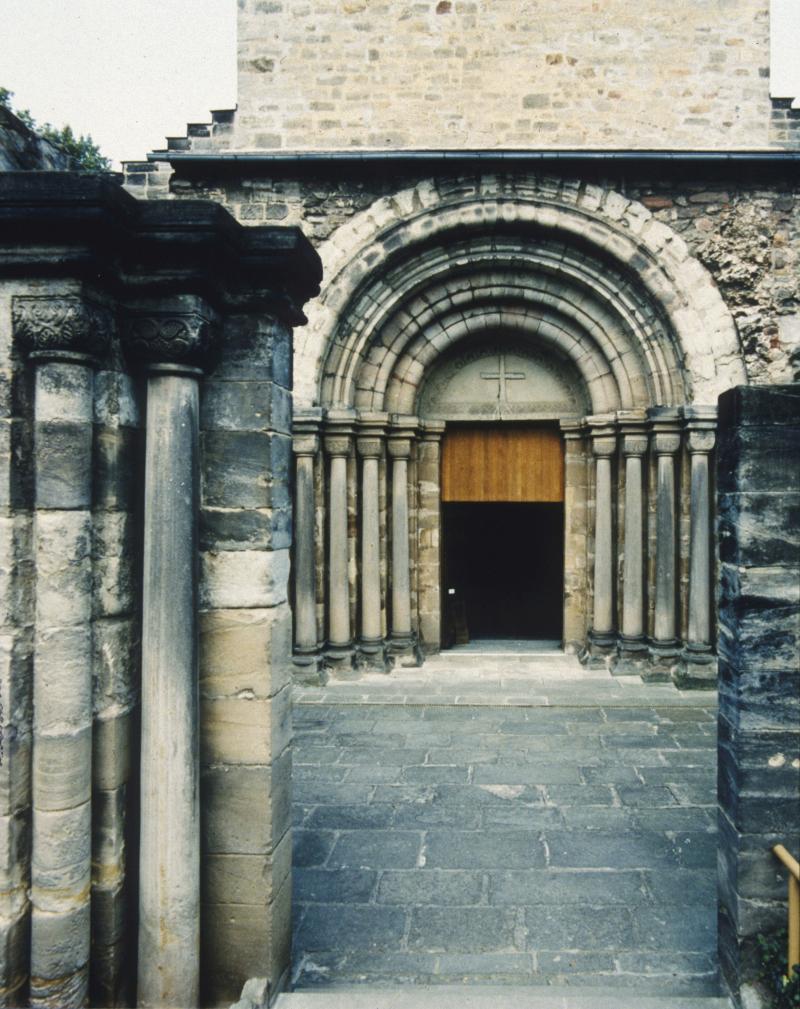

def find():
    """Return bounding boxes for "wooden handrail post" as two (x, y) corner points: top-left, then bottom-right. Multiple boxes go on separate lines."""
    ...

(772, 845), (800, 977)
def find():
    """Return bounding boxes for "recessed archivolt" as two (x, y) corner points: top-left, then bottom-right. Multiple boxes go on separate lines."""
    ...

(300, 176), (745, 411)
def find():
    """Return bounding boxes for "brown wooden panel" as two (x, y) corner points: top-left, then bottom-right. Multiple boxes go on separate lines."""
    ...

(441, 425), (564, 502)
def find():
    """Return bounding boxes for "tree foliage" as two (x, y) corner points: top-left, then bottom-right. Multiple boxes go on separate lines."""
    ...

(1, 87), (111, 171)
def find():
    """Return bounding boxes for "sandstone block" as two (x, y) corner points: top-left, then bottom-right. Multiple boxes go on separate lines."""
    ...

(32, 727), (91, 810)
(199, 605), (292, 699)
(93, 711), (133, 792)
(31, 803), (91, 911)
(30, 902), (90, 981)
(34, 421), (92, 510)
(201, 688), (291, 765)
(200, 549), (290, 609)
(34, 511), (92, 625)
(33, 625), (92, 730)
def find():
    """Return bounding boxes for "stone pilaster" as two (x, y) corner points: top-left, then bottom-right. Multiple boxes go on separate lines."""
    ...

(123, 296), (217, 1009)
(584, 417), (617, 665)
(387, 418), (420, 664)
(679, 406), (717, 687)
(13, 294), (111, 1008)
(648, 408), (682, 680)
(292, 410), (322, 682)
(560, 419), (588, 653)
(323, 411), (355, 672)
(356, 413), (388, 670)
(614, 414), (648, 673)
(716, 386), (800, 1000)
(416, 421), (445, 653)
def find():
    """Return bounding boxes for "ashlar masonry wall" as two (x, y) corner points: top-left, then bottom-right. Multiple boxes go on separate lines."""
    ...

(236, 0), (778, 150)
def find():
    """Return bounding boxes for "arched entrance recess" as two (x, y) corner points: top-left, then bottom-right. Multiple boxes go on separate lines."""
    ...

(290, 175), (746, 681)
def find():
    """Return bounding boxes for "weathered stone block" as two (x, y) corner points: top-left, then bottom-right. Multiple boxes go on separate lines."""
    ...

(34, 363), (93, 424)
(94, 425), (139, 512)
(199, 605), (292, 699)
(31, 803), (91, 910)
(210, 315), (292, 388)
(202, 749), (291, 855)
(0, 631), (33, 732)
(30, 902), (90, 981)
(204, 829), (290, 906)
(201, 687), (291, 765)
(200, 505), (291, 552)
(200, 549), (290, 609)
(0, 809), (31, 891)
(92, 616), (139, 711)
(91, 787), (127, 891)
(201, 430), (289, 509)
(34, 511), (92, 625)
(33, 625), (92, 730)
(93, 511), (137, 617)
(0, 516), (33, 628)
(0, 417), (32, 510)
(33, 421), (93, 509)
(0, 909), (29, 1005)
(92, 711), (133, 792)
(718, 491), (800, 567)
(32, 727), (91, 810)
(201, 380), (291, 435)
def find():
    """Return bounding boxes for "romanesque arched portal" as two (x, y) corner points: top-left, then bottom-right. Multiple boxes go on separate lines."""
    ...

(291, 176), (746, 683)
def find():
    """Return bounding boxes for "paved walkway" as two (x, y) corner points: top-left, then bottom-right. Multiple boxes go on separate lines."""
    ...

(291, 654), (719, 997)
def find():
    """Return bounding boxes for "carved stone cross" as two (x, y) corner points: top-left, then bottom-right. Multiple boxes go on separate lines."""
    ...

(480, 354), (526, 400)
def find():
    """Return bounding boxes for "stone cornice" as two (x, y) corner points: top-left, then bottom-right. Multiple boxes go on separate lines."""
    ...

(0, 173), (322, 325)
(12, 294), (113, 364)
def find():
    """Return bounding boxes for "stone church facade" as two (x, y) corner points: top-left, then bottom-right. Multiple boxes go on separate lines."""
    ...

(124, 0), (798, 689)
(0, 1), (797, 1008)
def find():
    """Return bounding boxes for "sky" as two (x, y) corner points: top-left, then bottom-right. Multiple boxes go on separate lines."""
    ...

(1, 0), (798, 170)
(1, 0), (237, 168)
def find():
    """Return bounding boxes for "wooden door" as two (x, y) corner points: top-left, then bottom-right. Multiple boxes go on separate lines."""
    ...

(441, 424), (564, 503)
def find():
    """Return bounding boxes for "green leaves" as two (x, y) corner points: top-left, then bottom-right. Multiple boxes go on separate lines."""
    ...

(1, 86), (111, 171)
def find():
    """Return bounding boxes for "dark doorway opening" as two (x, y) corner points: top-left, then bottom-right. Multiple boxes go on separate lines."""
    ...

(442, 502), (564, 644)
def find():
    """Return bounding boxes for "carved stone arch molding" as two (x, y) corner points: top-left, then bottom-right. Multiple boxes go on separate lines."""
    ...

(297, 174), (746, 410)
(293, 174), (744, 683)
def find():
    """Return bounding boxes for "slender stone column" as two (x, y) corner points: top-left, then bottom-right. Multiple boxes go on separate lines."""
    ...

(292, 411), (322, 675)
(123, 298), (217, 1008)
(417, 421), (445, 652)
(356, 414), (387, 665)
(387, 420), (418, 659)
(560, 419), (588, 652)
(12, 295), (111, 1008)
(680, 407), (717, 685)
(615, 418), (649, 671)
(324, 413), (355, 667)
(585, 418), (617, 663)
(649, 409), (682, 678)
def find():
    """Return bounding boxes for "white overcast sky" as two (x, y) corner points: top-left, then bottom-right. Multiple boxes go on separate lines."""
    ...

(1, 0), (798, 169)
(1, 0), (237, 168)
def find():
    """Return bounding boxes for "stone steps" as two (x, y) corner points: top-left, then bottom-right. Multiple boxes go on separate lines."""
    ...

(276, 985), (731, 1009)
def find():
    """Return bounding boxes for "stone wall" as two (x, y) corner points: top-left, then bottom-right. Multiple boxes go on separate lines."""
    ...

(0, 174), (321, 1008)
(235, 0), (779, 151)
(123, 167), (799, 390)
(716, 384), (800, 1001)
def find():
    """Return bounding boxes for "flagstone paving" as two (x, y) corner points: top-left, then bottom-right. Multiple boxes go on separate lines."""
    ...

(291, 655), (719, 996)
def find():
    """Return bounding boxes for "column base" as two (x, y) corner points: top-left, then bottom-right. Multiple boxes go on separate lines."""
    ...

(580, 630), (617, 668)
(646, 639), (681, 682)
(388, 633), (423, 668)
(292, 650), (327, 686)
(674, 644), (717, 689)
(610, 635), (649, 675)
(355, 639), (391, 673)
(322, 643), (358, 680)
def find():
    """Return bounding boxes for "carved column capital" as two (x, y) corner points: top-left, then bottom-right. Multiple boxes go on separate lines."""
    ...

(419, 420), (445, 444)
(293, 409), (322, 457)
(648, 407), (682, 456)
(587, 415), (617, 457)
(123, 297), (219, 375)
(387, 416), (418, 460)
(559, 419), (584, 443)
(687, 429), (716, 454)
(12, 294), (113, 365)
(357, 436), (384, 459)
(683, 406), (717, 455)
(622, 434), (649, 457)
(653, 432), (682, 456)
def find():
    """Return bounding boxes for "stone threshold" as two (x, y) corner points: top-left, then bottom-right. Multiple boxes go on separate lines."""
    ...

(276, 984), (731, 1008)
